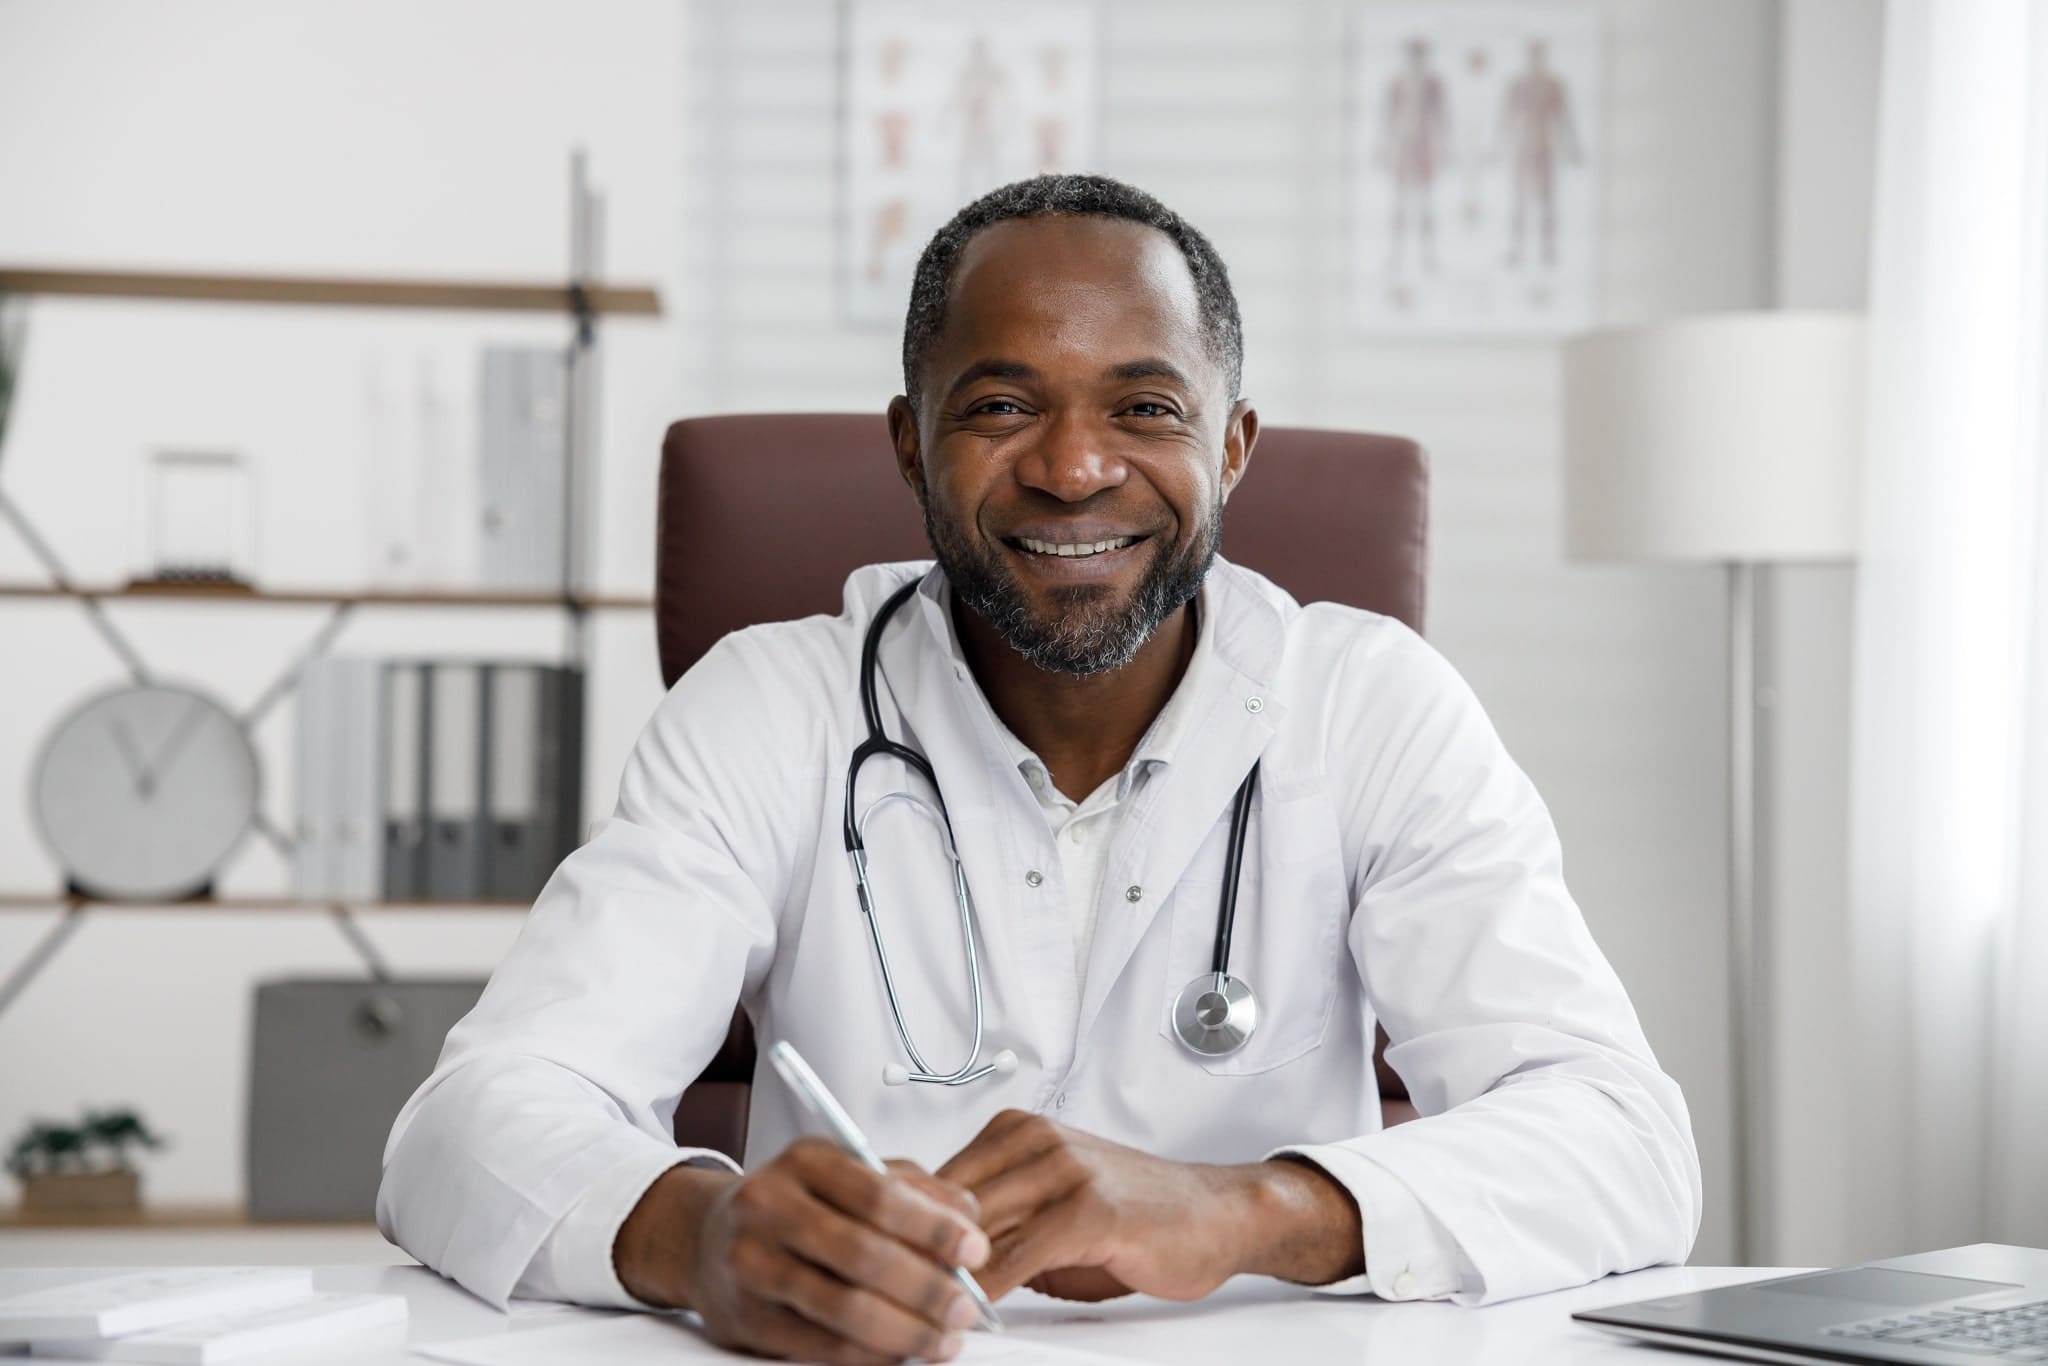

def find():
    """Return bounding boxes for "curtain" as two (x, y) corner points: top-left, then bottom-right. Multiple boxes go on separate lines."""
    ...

(1847, 0), (2048, 1255)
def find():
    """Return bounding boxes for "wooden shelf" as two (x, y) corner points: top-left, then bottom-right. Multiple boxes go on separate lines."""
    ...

(0, 1203), (373, 1229)
(0, 581), (652, 611)
(0, 266), (660, 316)
(0, 893), (528, 912)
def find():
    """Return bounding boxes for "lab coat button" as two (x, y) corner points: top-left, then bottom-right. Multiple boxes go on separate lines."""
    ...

(1025, 870), (1044, 887)
(1392, 1271), (1416, 1297)
(1125, 885), (1142, 903)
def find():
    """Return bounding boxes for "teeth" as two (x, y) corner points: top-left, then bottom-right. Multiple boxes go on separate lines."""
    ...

(1017, 536), (1138, 558)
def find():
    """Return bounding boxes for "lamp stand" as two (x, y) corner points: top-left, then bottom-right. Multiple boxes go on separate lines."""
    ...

(1727, 561), (1773, 1265)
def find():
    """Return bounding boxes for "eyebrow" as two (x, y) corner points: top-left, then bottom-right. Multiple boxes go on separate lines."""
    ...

(945, 359), (1039, 398)
(944, 356), (1195, 398)
(1105, 358), (1194, 388)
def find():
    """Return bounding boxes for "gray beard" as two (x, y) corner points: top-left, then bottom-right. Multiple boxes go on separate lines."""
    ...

(923, 500), (1219, 676)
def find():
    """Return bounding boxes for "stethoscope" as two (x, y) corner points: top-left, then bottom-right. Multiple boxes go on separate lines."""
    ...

(844, 577), (1262, 1089)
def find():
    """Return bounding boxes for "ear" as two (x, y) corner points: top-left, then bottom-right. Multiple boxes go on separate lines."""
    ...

(886, 395), (926, 507)
(1219, 400), (1259, 503)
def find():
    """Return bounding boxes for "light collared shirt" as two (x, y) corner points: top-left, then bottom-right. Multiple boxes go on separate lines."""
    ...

(383, 559), (1701, 1312)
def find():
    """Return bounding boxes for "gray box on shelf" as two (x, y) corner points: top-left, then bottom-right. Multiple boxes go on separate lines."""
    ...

(477, 346), (568, 593)
(481, 664), (584, 901)
(245, 977), (485, 1221)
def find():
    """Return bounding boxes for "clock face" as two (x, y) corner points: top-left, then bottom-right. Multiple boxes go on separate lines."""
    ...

(32, 682), (260, 901)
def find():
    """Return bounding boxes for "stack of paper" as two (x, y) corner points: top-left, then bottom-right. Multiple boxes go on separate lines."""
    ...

(0, 1269), (406, 1364)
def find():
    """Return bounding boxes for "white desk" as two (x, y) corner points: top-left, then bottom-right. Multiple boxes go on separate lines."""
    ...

(0, 1262), (1792, 1364)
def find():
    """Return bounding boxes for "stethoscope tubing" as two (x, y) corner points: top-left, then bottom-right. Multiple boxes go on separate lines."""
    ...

(846, 575), (1261, 1080)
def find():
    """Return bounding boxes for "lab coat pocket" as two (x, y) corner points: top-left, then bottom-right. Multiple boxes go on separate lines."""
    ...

(1159, 790), (1350, 1076)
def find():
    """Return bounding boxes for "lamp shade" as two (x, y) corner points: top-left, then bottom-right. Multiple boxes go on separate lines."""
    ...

(1561, 311), (1865, 563)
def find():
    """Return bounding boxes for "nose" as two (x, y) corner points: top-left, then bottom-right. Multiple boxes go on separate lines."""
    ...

(1014, 411), (1127, 503)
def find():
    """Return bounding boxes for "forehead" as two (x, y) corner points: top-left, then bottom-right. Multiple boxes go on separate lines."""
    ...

(936, 216), (1211, 378)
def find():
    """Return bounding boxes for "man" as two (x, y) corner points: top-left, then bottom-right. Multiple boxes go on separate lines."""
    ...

(380, 174), (1700, 1364)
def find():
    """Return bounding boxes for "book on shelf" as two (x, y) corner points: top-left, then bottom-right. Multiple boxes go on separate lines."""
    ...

(293, 657), (583, 905)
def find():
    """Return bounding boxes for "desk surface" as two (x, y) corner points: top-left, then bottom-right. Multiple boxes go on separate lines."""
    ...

(0, 1262), (1796, 1364)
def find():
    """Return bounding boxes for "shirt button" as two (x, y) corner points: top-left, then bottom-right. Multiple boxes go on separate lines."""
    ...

(1246, 696), (1265, 714)
(1055, 1092), (1068, 1109)
(1068, 826), (1085, 843)
(1025, 870), (1044, 887)
(1392, 1270), (1417, 1297)
(1125, 885), (1143, 903)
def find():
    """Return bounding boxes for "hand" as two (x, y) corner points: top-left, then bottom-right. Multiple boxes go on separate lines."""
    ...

(614, 1140), (990, 1365)
(939, 1113), (1368, 1303)
(934, 1111), (1259, 1304)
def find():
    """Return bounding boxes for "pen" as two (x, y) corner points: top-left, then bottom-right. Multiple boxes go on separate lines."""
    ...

(766, 1040), (1004, 1334)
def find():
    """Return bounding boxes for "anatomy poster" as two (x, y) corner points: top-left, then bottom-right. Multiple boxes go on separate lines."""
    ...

(1351, 7), (1602, 336)
(842, 0), (1100, 325)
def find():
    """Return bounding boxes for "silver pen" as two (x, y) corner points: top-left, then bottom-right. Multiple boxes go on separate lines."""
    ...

(767, 1040), (1003, 1334)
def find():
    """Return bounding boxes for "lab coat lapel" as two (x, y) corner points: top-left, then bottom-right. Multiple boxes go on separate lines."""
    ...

(865, 571), (1053, 1051)
(1072, 563), (1288, 1051)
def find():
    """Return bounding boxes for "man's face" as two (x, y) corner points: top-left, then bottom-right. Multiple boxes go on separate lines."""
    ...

(890, 216), (1255, 676)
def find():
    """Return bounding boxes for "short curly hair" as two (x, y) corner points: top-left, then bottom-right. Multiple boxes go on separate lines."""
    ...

(900, 173), (1244, 413)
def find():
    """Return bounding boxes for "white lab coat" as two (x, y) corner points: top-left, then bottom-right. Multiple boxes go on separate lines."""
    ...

(378, 559), (1701, 1310)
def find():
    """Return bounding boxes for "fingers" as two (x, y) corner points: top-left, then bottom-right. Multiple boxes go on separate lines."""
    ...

(935, 1108), (1059, 1190)
(976, 1190), (1102, 1301)
(740, 1240), (966, 1365)
(764, 1186), (983, 1337)
(792, 1141), (989, 1270)
(966, 1146), (1089, 1240)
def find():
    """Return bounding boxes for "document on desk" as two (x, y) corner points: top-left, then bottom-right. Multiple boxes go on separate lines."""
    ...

(414, 1311), (1145, 1366)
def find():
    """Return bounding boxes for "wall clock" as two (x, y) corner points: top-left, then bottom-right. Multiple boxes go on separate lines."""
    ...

(31, 682), (260, 901)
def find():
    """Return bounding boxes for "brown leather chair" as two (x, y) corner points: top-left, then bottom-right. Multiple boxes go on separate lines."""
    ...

(657, 414), (1429, 1162)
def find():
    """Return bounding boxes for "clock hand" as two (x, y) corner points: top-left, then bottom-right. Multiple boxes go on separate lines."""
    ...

(145, 697), (213, 787)
(108, 717), (156, 798)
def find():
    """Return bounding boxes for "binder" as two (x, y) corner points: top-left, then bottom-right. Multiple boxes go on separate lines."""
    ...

(537, 666), (586, 881)
(481, 664), (542, 899)
(478, 664), (586, 900)
(330, 659), (384, 901)
(292, 662), (337, 897)
(425, 663), (484, 900)
(380, 663), (427, 900)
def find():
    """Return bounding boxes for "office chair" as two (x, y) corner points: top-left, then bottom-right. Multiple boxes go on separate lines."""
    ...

(655, 414), (1429, 1161)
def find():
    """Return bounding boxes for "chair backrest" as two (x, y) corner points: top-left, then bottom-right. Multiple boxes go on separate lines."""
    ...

(656, 414), (1430, 1157)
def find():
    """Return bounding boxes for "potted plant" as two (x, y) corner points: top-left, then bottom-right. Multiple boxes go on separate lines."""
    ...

(6, 1108), (166, 1215)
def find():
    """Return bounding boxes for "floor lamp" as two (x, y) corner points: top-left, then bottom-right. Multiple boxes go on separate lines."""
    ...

(1560, 311), (1864, 1265)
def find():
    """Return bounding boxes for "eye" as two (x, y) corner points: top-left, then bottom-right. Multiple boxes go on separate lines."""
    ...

(1125, 401), (1178, 418)
(971, 398), (1025, 416)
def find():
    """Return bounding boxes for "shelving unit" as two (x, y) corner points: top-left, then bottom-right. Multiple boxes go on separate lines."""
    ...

(0, 153), (661, 1022)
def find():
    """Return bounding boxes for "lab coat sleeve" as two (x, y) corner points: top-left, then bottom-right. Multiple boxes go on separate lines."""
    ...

(1280, 625), (1703, 1306)
(376, 631), (807, 1309)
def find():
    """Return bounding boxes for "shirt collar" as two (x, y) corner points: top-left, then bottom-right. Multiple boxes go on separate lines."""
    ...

(927, 575), (1221, 803)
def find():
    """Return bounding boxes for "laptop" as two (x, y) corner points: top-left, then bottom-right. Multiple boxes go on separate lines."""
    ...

(1574, 1244), (2048, 1363)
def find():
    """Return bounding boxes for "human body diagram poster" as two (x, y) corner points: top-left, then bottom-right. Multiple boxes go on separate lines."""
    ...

(1352, 8), (1603, 336)
(842, 0), (1101, 325)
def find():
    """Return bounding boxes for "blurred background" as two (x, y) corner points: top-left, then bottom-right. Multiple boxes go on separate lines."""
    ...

(1, 0), (2043, 1280)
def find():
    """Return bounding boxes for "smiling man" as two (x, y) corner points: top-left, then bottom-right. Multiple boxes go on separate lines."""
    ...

(380, 174), (1701, 1365)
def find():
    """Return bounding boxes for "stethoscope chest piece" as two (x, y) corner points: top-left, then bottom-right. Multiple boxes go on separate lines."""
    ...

(1173, 970), (1258, 1057)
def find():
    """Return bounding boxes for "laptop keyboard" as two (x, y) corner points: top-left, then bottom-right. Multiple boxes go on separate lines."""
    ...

(1825, 1299), (2048, 1357)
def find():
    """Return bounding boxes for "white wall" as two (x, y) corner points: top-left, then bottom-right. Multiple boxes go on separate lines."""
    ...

(1764, 0), (1885, 1266)
(1, 0), (1784, 1266)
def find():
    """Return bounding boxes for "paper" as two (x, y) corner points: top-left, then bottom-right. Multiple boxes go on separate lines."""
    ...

(0, 1270), (314, 1341)
(31, 1293), (406, 1364)
(414, 1310), (1147, 1365)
